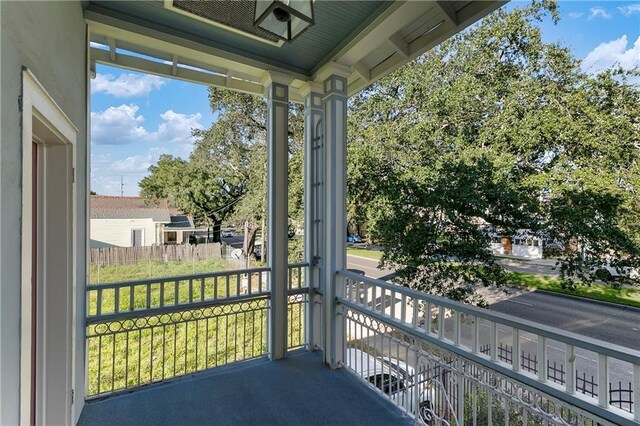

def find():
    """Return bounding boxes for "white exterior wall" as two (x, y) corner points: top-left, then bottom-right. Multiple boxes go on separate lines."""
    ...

(0, 2), (88, 424)
(490, 242), (543, 259)
(512, 244), (543, 259)
(91, 218), (161, 247)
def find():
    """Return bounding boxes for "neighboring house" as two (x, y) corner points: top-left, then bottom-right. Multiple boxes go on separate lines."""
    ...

(164, 214), (195, 245)
(489, 229), (544, 259)
(90, 196), (191, 248)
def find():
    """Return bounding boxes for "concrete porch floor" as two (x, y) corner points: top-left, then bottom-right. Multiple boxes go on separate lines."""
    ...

(78, 349), (414, 426)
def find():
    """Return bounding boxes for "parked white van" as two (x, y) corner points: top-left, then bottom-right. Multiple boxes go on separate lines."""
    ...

(346, 348), (435, 423)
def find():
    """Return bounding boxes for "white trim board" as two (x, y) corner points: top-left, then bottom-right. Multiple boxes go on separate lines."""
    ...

(20, 68), (77, 426)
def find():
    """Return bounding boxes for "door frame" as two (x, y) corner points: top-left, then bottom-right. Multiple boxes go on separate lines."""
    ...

(20, 68), (78, 425)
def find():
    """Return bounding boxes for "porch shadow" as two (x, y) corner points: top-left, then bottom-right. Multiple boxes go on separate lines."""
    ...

(79, 349), (414, 426)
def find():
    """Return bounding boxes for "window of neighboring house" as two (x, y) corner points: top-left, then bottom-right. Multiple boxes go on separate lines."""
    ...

(132, 229), (144, 247)
(166, 231), (177, 243)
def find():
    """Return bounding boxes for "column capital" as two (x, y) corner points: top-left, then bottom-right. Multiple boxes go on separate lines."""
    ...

(301, 82), (323, 112)
(299, 81), (323, 98)
(322, 75), (348, 97)
(313, 61), (353, 83)
(262, 71), (295, 95)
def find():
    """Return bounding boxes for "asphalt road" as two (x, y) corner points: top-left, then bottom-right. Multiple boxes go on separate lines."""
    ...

(346, 254), (639, 395)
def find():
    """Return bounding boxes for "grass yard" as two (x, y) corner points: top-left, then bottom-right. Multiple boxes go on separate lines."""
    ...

(90, 257), (232, 284)
(345, 248), (640, 308)
(86, 258), (306, 397)
(346, 247), (383, 260)
(507, 272), (640, 309)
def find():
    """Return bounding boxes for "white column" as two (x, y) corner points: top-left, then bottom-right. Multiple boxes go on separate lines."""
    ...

(301, 83), (323, 351)
(265, 73), (292, 360)
(322, 73), (349, 368)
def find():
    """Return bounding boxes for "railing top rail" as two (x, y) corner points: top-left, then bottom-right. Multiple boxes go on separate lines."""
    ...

(339, 269), (640, 365)
(87, 266), (271, 291)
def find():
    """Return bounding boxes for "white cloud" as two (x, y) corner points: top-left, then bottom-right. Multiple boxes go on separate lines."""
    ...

(618, 3), (640, 16)
(589, 7), (612, 19)
(109, 147), (166, 173)
(92, 148), (170, 195)
(151, 110), (204, 145)
(91, 105), (204, 146)
(91, 104), (148, 145)
(92, 73), (166, 98)
(582, 35), (640, 74)
(568, 11), (584, 18)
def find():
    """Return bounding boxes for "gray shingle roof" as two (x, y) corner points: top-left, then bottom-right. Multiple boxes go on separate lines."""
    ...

(90, 196), (172, 222)
(165, 215), (195, 230)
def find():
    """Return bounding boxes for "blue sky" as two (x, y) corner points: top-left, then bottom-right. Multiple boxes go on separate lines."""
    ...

(90, 1), (640, 196)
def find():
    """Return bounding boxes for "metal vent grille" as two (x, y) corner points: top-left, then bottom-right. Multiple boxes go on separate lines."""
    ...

(172, 0), (281, 42)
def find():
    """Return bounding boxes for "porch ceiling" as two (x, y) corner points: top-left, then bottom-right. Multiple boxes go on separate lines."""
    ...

(85, 0), (505, 101)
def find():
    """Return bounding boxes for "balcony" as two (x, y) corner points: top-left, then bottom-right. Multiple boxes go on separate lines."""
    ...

(80, 265), (640, 425)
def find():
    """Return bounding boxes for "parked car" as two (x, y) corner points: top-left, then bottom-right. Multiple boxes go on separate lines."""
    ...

(347, 234), (363, 243)
(221, 230), (233, 238)
(346, 348), (435, 423)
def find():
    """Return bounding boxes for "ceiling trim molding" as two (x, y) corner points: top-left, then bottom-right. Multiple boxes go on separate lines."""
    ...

(85, 8), (310, 79)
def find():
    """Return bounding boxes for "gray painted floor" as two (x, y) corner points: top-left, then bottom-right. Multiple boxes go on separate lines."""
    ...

(79, 350), (414, 425)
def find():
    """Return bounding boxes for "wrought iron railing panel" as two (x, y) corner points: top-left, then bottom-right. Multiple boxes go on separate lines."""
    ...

(86, 263), (309, 398)
(339, 270), (640, 425)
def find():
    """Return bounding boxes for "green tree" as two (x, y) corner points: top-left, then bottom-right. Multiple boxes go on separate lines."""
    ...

(347, 0), (640, 303)
(139, 154), (241, 241)
(142, 88), (306, 259)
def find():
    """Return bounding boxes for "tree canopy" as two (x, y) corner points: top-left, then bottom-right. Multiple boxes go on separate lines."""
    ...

(140, 88), (305, 257)
(140, 0), (639, 303)
(347, 0), (640, 303)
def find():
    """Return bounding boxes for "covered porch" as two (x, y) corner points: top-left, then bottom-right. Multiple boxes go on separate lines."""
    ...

(2, 1), (639, 425)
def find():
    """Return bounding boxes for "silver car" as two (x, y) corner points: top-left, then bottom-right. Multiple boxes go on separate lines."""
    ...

(346, 348), (435, 423)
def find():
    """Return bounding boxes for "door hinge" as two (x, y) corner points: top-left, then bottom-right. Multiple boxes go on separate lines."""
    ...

(72, 167), (75, 183)
(71, 389), (74, 403)
(18, 95), (23, 112)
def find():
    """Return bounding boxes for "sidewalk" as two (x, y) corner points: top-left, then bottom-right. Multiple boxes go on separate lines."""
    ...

(493, 254), (559, 267)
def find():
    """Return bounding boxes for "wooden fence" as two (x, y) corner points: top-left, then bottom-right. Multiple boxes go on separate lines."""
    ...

(90, 243), (222, 266)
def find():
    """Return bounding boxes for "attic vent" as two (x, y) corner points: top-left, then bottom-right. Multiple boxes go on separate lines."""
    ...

(170, 0), (282, 43)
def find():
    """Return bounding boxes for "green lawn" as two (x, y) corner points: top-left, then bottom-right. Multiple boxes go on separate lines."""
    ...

(346, 248), (640, 308)
(86, 259), (305, 396)
(347, 247), (383, 260)
(507, 272), (640, 309)
(90, 258), (232, 284)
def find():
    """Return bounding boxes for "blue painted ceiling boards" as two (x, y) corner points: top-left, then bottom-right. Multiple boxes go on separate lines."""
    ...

(85, 0), (392, 76)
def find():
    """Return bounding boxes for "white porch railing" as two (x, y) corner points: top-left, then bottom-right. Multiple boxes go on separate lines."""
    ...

(85, 263), (308, 398)
(339, 270), (640, 425)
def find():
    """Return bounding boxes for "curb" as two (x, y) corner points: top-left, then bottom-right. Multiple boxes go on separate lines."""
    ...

(520, 286), (640, 312)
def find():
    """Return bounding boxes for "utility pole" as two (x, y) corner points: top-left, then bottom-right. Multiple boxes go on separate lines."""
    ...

(120, 177), (125, 196)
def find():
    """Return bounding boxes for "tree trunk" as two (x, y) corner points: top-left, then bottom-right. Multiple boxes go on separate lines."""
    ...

(243, 222), (260, 260)
(212, 220), (222, 243)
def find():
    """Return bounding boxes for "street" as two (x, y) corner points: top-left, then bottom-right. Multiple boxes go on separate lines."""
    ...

(346, 254), (639, 402)
(347, 253), (639, 350)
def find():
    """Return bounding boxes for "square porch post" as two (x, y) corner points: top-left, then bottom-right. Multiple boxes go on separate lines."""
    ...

(264, 72), (293, 360)
(301, 83), (324, 351)
(320, 65), (351, 368)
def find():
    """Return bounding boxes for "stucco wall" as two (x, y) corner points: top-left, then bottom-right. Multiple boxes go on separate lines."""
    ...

(91, 218), (161, 247)
(0, 1), (87, 424)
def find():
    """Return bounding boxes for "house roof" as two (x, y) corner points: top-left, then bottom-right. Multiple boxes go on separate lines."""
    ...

(90, 195), (172, 222)
(165, 215), (195, 230)
(85, 1), (505, 102)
